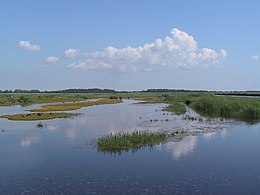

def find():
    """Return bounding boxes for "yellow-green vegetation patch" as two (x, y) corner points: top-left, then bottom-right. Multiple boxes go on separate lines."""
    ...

(0, 103), (14, 106)
(29, 99), (122, 112)
(0, 112), (80, 121)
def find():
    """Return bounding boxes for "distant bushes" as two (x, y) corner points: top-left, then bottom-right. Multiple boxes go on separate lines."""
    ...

(185, 99), (191, 105)
(17, 96), (30, 105)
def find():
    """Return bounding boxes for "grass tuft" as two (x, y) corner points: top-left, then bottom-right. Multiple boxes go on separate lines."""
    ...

(97, 130), (185, 153)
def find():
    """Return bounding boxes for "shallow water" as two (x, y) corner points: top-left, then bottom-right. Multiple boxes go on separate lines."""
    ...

(0, 100), (260, 194)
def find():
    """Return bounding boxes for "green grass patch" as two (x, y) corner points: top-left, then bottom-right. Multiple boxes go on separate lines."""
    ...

(164, 103), (186, 115)
(97, 131), (185, 153)
(0, 93), (90, 106)
(29, 99), (122, 112)
(0, 112), (80, 121)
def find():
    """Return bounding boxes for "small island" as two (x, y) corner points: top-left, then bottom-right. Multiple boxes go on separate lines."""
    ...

(0, 112), (80, 121)
(97, 130), (186, 153)
(29, 98), (122, 112)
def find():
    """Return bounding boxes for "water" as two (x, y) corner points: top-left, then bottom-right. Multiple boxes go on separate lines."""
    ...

(0, 100), (260, 194)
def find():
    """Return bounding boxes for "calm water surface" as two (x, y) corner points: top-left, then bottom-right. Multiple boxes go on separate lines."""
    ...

(0, 100), (260, 194)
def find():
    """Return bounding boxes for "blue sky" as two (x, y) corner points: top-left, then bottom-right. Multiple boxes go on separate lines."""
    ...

(1, 0), (260, 91)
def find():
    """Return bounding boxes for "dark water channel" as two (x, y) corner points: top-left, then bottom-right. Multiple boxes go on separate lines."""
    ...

(0, 100), (260, 194)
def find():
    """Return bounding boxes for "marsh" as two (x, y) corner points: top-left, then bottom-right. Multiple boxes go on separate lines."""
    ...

(0, 98), (260, 194)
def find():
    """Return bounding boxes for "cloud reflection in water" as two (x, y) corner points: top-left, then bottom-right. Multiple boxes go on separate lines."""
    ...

(20, 135), (41, 148)
(164, 136), (197, 160)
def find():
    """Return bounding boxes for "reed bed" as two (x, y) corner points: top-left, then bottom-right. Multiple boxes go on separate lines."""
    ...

(97, 131), (185, 153)
(190, 97), (260, 122)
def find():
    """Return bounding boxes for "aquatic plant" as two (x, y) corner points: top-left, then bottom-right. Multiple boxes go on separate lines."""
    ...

(37, 123), (43, 128)
(97, 130), (186, 153)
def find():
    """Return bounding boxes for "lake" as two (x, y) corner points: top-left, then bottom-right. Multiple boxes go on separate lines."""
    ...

(0, 100), (260, 194)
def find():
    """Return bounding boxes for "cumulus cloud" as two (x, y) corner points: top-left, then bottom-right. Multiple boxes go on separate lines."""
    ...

(45, 56), (59, 64)
(68, 28), (228, 71)
(18, 40), (41, 51)
(64, 48), (80, 58)
(252, 54), (259, 61)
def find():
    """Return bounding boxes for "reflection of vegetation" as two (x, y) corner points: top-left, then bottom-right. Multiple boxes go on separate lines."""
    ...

(97, 131), (186, 154)
(30, 99), (122, 112)
(0, 112), (80, 121)
(164, 103), (186, 115)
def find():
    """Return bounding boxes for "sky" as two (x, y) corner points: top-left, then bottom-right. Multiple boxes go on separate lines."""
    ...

(1, 0), (260, 91)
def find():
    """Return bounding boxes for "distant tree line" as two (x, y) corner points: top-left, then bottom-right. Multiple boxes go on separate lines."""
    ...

(0, 88), (259, 94)
(0, 88), (116, 93)
(0, 89), (41, 93)
(141, 89), (208, 93)
(50, 88), (116, 93)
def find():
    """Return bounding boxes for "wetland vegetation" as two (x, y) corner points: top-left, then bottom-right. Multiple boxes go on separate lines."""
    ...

(189, 97), (260, 122)
(163, 102), (186, 115)
(0, 93), (89, 106)
(1, 90), (260, 123)
(1, 90), (260, 194)
(0, 112), (80, 121)
(120, 91), (260, 123)
(97, 130), (186, 153)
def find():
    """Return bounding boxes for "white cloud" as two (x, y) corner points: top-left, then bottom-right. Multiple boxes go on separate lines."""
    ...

(45, 56), (59, 64)
(252, 54), (259, 61)
(64, 48), (79, 58)
(68, 28), (228, 72)
(18, 40), (41, 51)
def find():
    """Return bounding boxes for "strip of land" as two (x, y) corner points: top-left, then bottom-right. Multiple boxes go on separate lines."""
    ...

(29, 99), (122, 112)
(0, 93), (90, 106)
(0, 112), (80, 121)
